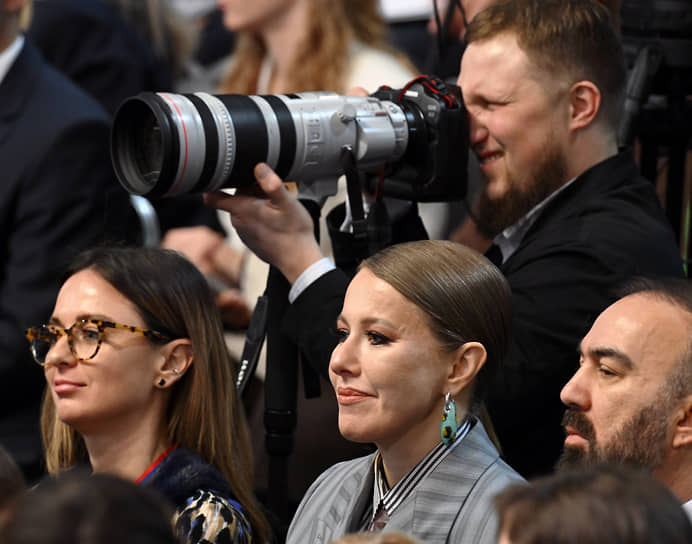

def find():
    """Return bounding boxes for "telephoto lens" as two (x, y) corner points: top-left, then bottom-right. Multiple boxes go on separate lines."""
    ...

(111, 91), (410, 198)
(111, 77), (469, 202)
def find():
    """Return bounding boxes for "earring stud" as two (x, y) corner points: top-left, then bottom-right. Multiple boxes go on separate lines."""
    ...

(158, 378), (166, 387)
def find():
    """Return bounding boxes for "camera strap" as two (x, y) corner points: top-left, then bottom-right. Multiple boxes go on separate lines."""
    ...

(235, 294), (268, 395)
(341, 147), (370, 263)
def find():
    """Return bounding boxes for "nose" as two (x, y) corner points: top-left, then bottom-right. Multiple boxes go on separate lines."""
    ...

(560, 367), (590, 411)
(43, 333), (76, 368)
(328, 334), (360, 379)
(468, 111), (489, 147)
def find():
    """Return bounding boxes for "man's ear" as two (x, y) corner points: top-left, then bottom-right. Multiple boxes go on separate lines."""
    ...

(446, 342), (487, 399)
(671, 395), (692, 449)
(568, 80), (601, 132)
(154, 339), (194, 389)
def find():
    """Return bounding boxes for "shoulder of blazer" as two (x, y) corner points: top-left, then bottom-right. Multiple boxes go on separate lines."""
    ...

(402, 421), (523, 543)
(287, 454), (375, 544)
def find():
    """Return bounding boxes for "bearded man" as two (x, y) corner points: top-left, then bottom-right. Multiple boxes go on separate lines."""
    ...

(559, 277), (692, 519)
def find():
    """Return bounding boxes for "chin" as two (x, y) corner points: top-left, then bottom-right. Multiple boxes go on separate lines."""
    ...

(54, 402), (99, 434)
(486, 174), (512, 198)
(55, 409), (85, 430)
(556, 444), (591, 470)
(338, 422), (377, 445)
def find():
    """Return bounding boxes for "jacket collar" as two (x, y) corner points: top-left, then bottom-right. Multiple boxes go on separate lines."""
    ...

(145, 447), (235, 508)
(502, 151), (640, 268)
(336, 420), (502, 541)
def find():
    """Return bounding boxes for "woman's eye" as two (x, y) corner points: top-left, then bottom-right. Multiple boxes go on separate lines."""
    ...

(366, 331), (391, 346)
(75, 327), (100, 342)
(333, 328), (349, 343)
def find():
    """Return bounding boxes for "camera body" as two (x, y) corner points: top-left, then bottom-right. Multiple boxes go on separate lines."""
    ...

(110, 76), (468, 202)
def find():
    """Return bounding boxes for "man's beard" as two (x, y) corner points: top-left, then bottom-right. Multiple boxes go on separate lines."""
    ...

(474, 139), (568, 239)
(557, 400), (671, 472)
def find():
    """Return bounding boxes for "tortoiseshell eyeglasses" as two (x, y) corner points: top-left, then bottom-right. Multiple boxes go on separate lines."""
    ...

(25, 319), (171, 366)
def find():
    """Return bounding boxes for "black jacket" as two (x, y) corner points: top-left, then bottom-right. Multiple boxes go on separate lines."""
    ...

(0, 39), (137, 479)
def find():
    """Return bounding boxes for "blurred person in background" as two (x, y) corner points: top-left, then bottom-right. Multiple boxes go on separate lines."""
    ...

(495, 464), (692, 544)
(27, 0), (227, 243)
(0, 0), (137, 484)
(0, 444), (26, 537)
(4, 471), (180, 544)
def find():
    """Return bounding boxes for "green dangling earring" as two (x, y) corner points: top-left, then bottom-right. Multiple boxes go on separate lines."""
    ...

(440, 392), (458, 446)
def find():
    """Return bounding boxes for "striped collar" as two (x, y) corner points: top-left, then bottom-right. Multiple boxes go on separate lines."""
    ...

(362, 416), (474, 530)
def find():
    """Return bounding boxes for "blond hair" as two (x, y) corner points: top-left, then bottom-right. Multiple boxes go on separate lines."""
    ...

(219, 0), (412, 94)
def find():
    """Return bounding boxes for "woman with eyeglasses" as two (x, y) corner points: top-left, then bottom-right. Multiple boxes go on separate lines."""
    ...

(25, 247), (270, 544)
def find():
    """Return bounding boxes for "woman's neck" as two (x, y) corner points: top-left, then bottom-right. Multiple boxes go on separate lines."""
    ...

(258, 0), (310, 92)
(378, 404), (470, 486)
(83, 414), (170, 482)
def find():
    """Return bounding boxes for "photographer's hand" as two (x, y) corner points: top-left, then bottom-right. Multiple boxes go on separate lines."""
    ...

(204, 163), (324, 284)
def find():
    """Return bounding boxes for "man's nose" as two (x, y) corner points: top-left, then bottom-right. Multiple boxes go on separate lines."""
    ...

(468, 112), (489, 146)
(560, 369), (590, 410)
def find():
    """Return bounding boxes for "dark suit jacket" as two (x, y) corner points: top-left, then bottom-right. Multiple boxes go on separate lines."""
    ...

(286, 420), (523, 544)
(0, 39), (137, 479)
(282, 151), (684, 478)
(28, 0), (223, 235)
(486, 151), (684, 477)
(27, 0), (170, 117)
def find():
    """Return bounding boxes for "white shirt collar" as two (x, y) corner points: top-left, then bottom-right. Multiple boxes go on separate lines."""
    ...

(683, 498), (692, 522)
(493, 176), (577, 264)
(0, 35), (24, 85)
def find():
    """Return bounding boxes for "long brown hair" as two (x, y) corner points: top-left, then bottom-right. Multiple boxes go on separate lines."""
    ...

(219, 0), (410, 94)
(40, 247), (270, 542)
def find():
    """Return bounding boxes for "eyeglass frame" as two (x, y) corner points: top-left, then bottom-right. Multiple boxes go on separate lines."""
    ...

(25, 318), (173, 366)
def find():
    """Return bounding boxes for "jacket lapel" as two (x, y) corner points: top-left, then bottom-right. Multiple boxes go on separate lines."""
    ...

(311, 455), (375, 542)
(0, 40), (38, 146)
(393, 422), (500, 542)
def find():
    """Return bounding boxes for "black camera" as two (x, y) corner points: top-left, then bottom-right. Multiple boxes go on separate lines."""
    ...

(110, 75), (468, 202)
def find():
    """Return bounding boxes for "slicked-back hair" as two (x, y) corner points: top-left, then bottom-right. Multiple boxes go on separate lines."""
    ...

(361, 240), (512, 405)
(466, 0), (626, 130)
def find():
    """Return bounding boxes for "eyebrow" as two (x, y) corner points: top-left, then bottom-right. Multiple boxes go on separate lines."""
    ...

(336, 314), (398, 330)
(48, 313), (114, 326)
(578, 342), (634, 370)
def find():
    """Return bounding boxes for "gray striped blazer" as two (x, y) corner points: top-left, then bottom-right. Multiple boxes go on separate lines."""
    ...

(286, 421), (524, 544)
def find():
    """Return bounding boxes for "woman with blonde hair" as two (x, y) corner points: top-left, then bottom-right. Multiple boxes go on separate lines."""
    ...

(27, 247), (270, 544)
(217, 0), (416, 95)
